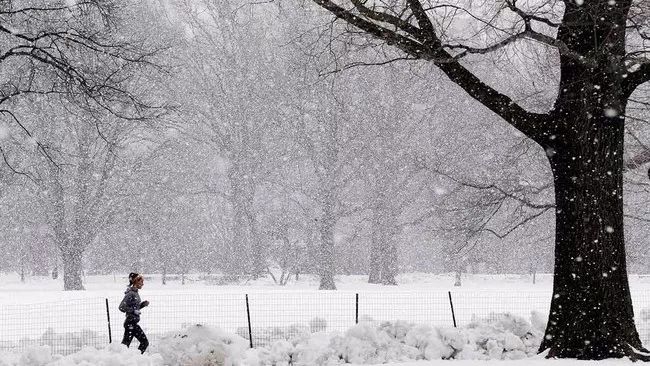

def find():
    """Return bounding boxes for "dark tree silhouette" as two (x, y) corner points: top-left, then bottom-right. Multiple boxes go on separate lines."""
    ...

(309, 0), (650, 359)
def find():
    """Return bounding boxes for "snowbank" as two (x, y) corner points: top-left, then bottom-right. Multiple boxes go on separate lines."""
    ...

(156, 324), (249, 365)
(263, 312), (545, 364)
(0, 312), (550, 365)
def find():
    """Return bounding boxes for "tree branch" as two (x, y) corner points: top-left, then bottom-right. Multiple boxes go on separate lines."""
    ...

(0, 146), (36, 182)
(311, 0), (549, 141)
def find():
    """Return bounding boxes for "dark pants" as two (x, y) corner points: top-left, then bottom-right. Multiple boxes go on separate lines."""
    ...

(122, 322), (148, 353)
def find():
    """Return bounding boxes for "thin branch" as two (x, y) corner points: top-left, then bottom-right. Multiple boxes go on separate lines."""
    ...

(0, 109), (60, 168)
(319, 56), (417, 76)
(433, 167), (555, 210)
(504, 0), (561, 28)
(484, 207), (552, 239)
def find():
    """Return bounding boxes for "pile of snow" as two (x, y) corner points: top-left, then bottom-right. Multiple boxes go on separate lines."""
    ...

(0, 313), (546, 365)
(154, 312), (545, 365)
(155, 324), (249, 365)
(265, 312), (545, 364)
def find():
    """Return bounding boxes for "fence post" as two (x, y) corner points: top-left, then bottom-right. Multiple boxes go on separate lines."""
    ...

(245, 294), (253, 348)
(105, 298), (113, 343)
(355, 293), (359, 324)
(448, 291), (457, 328)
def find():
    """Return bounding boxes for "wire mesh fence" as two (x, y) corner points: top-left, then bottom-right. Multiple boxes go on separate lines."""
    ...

(632, 290), (650, 346)
(246, 292), (356, 347)
(450, 291), (551, 325)
(0, 297), (110, 355)
(3, 290), (650, 355)
(358, 291), (453, 327)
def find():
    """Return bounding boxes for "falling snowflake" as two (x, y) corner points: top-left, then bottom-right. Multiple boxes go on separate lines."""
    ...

(604, 108), (619, 117)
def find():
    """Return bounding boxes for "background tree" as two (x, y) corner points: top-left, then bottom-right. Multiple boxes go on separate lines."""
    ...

(291, 94), (367, 290)
(171, 0), (300, 278)
(362, 74), (429, 285)
(0, 0), (167, 289)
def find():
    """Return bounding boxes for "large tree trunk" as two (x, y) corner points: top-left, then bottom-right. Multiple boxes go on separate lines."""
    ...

(380, 215), (398, 285)
(368, 210), (382, 284)
(228, 163), (253, 276)
(62, 245), (84, 291)
(247, 211), (265, 279)
(380, 236), (397, 285)
(162, 265), (167, 285)
(227, 202), (248, 275)
(538, 1), (646, 357)
(369, 194), (399, 285)
(368, 242), (381, 283)
(454, 269), (462, 287)
(318, 191), (337, 290)
(228, 159), (263, 278)
(539, 113), (643, 358)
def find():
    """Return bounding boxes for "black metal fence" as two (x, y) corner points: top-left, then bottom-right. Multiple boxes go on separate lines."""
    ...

(1, 290), (650, 356)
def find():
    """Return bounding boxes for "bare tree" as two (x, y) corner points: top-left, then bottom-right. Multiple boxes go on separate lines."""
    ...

(293, 107), (357, 290)
(29, 97), (163, 290)
(364, 99), (427, 285)
(0, 1), (162, 136)
(0, 0), (167, 289)
(308, 0), (650, 358)
(172, 0), (296, 278)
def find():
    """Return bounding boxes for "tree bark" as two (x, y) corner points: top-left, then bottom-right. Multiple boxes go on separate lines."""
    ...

(539, 112), (643, 358)
(380, 239), (398, 285)
(537, 1), (647, 356)
(62, 245), (84, 291)
(380, 227), (398, 285)
(318, 192), (337, 290)
(247, 211), (265, 279)
(227, 202), (247, 275)
(368, 211), (382, 284)
(228, 160), (263, 278)
(368, 243), (381, 284)
(369, 196), (399, 285)
(162, 266), (167, 285)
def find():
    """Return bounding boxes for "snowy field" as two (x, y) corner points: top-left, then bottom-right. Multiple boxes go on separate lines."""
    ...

(1, 272), (650, 365)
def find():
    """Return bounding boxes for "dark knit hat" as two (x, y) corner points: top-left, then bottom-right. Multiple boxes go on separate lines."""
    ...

(128, 272), (141, 285)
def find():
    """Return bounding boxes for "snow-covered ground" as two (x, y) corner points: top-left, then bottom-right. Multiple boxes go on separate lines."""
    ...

(1, 272), (649, 365)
